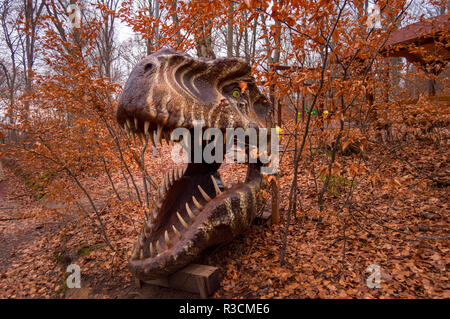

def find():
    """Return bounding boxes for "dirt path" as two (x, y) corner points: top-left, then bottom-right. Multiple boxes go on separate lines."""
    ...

(0, 168), (201, 299)
(0, 179), (62, 273)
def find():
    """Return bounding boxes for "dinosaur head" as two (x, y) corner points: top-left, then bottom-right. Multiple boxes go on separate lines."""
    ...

(117, 48), (273, 280)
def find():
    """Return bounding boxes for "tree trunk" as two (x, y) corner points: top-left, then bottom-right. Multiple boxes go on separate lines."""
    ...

(226, 2), (233, 58)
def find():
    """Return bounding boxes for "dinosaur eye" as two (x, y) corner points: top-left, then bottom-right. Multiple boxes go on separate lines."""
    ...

(232, 89), (241, 98)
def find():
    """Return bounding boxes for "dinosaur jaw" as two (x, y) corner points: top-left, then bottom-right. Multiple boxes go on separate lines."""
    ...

(129, 159), (264, 280)
(118, 48), (274, 281)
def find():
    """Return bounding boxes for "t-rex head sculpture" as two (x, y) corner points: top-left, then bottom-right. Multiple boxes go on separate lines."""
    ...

(117, 48), (273, 280)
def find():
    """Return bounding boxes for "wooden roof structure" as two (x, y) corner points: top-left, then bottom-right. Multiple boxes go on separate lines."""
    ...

(382, 13), (450, 66)
(273, 14), (449, 70)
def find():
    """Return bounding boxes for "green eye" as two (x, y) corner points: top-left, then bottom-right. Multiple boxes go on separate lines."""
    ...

(232, 89), (241, 98)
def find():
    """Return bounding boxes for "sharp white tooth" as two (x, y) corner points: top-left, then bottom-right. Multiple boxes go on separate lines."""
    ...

(144, 121), (150, 135)
(134, 117), (138, 130)
(149, 242), (155, 257)
(176, 167), (181, 180)
(172, 168), (176, 182)
(211, 175), (222, 195)
(172, 225), (181, 238)
(165, 230), (171, 247)
(165, 173), (170, 189)
(185, 203), (195, 220)
(156, 124), (163, 145)
(198, 185), (211, 202)
(126, 118), (131, 130)
(156, 240), (162, 253)
(163, 179), (168, 193)
(177, 211), (189, 230)
(192, 196), (203, 210)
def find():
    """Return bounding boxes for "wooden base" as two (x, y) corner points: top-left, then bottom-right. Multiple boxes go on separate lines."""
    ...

(138, 264), (220, 298)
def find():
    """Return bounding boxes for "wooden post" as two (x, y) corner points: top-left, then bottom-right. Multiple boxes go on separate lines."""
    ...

(143, 264), (220, 297)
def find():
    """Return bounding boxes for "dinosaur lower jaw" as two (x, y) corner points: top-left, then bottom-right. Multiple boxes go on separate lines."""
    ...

(129, 160), (264, 281)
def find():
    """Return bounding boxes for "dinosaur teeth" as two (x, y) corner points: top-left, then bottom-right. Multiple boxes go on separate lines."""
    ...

(164, 174), (170, 191)
(192, 196), (203, 210)
(177, 211), (189, 230)
(125, 126), (131, 137)
(172, 225), (181, 238)
(134, 117), (138, 130)
(185, 203), (195, 220)
(149, 242), (155, 257)
(172, 168), (176, 182)
(126, 118), (131, 130)
(165, 230), (171, 247)
(167, 171), (172, 185)
(211, 175), (222, 195)
(156, 240), (162, 253)
(198, 185), (211, 202)
(144, 121), (150, 135)
(156, 124), (163, 145)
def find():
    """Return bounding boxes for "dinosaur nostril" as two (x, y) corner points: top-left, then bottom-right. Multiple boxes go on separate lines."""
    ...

(144, 63), (153, 72)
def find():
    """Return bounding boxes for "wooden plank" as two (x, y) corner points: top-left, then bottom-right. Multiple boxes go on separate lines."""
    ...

(144, 264), (220, 297)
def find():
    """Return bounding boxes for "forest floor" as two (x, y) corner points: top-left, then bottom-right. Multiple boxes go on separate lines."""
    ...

(0, 133), (448, 299)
